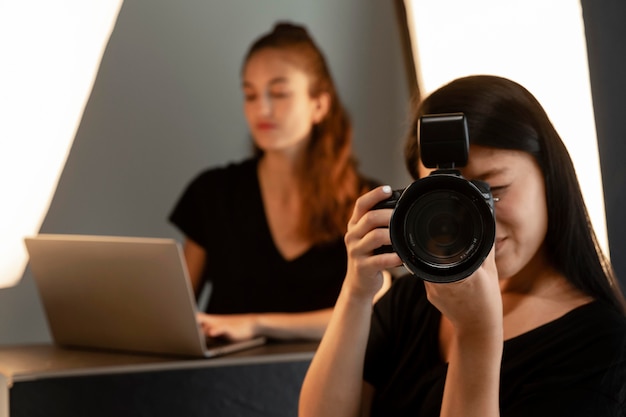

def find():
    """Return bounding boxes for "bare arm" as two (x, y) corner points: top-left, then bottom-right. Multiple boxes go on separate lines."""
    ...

(299, 186), (401, 417)
(197, 271), (391, 342)
(426, 248), (503, 417)
(197, 308), (333, 341)
(440, 328), (502, 417)
(298, 286), (376, 417)
(183, 238), (206, 295)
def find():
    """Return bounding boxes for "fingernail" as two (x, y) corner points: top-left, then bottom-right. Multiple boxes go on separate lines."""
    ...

(382, 185), (392, 194)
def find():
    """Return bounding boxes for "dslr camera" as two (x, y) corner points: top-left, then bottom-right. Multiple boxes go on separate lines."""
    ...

(374, 113), (495, 283)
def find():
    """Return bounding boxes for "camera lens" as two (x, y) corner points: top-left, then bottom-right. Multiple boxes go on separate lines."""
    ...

(405, 191), (482, 268)
(389, 174), (495, 283)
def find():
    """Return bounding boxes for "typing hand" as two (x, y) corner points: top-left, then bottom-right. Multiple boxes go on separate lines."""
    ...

(196, 312), (258, 342)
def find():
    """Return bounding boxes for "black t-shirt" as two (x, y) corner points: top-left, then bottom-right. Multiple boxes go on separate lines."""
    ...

(170, 158), (371, 314)
(364, 276), (626, 417)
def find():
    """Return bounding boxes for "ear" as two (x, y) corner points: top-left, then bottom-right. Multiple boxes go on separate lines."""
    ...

(311, 92), (331, 124)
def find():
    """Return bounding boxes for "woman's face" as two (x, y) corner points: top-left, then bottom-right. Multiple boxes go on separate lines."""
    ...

(418, 145), (549, 281)
(242, 48), (326, 156)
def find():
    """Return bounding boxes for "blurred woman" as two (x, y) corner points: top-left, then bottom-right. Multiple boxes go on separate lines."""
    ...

(170, 22), (381, 342)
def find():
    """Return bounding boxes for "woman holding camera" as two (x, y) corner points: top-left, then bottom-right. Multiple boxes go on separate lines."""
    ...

(299, 75), (626, 416)
(169, 22), (381, 342)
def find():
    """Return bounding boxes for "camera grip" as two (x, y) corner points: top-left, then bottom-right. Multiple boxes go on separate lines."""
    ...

(371, 189), (403, 210)
(371, 189), (403, 254)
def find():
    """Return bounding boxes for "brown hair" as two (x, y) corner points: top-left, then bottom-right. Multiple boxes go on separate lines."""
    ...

(244, 22), (368, 244)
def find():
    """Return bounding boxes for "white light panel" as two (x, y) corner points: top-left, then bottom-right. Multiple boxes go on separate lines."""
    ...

(0, 1), (123, 288)
(404, 0), (608, 254)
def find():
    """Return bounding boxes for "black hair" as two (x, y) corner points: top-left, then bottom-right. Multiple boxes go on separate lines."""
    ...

(405, 75), (626, 314)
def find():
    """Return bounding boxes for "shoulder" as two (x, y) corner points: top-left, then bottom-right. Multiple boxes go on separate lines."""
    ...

(579, 301), (626, 357)
(570, 301), (626, 342)
(188, 158), (258, 187)
(178, 158), (258, 199)
(169, 157), (258, 223)
(169, 158), (260, 248)
(502, 302), (626, 415)
(506, 300), (626, 386)
(516, 300), (626, 361)
(564, 302), (626, 380)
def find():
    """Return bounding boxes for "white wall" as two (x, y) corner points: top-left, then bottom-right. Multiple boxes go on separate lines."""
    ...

(0, 0), (410, 344)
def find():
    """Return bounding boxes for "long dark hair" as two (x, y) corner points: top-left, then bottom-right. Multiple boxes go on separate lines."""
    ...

(405, 75), (626, 314)
(243, 22), (366, 245)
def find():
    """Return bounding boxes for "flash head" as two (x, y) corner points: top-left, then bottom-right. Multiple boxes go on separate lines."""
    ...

(419, 113), (469, 169)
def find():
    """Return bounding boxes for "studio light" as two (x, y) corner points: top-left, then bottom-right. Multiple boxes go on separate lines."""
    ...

(0, 0), (124, 288)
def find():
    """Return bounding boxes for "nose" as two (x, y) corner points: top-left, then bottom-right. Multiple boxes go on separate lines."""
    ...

(257, 92), (273, 117)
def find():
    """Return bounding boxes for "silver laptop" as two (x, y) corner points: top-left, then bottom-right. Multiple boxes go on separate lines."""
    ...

(24, 234), (266, 358)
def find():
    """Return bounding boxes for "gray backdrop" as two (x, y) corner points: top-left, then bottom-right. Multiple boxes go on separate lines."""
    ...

(0, 0), (411, 344)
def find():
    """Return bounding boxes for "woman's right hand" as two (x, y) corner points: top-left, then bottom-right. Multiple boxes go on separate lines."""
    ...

(343, 185), (402, 301)
(300, 185), (402, 417)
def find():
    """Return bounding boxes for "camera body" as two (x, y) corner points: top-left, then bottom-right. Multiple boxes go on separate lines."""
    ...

(374, 113), (495, 283)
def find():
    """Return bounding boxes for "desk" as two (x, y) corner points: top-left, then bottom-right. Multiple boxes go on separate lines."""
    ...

(0, 342), (317, 417)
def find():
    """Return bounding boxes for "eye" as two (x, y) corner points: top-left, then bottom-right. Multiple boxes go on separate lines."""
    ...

(269, 90), (290, 99)
(489, 185), (509, 201)
(242, 87), (257, 101)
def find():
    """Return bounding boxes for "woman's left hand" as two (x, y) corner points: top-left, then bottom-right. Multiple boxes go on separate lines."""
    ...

(428, 247), (503, 417)
(424, 247), (502, 337)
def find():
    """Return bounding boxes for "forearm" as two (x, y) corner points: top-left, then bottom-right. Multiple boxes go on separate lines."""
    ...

(440, 329), (503, 417)
(299, 288), (374, 417)
(182, 239), (206, 295)
(252, 309), (334, 340)
(298, 185), (397, 417)
(253, 269), (391, 340)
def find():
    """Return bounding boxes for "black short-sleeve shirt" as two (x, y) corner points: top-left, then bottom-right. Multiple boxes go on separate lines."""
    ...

(364, 276), (626, 417)
(170, 158), (370, 314)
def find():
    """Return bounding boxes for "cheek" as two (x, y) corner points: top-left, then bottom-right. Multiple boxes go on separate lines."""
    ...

(285, 103), (314, 131)
(496, 190), (548, 245)
(494, 203), (517, 234)
(522, 181), (549, 235)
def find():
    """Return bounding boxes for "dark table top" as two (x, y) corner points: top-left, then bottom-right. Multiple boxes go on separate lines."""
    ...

(0, 340), (318, 385)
